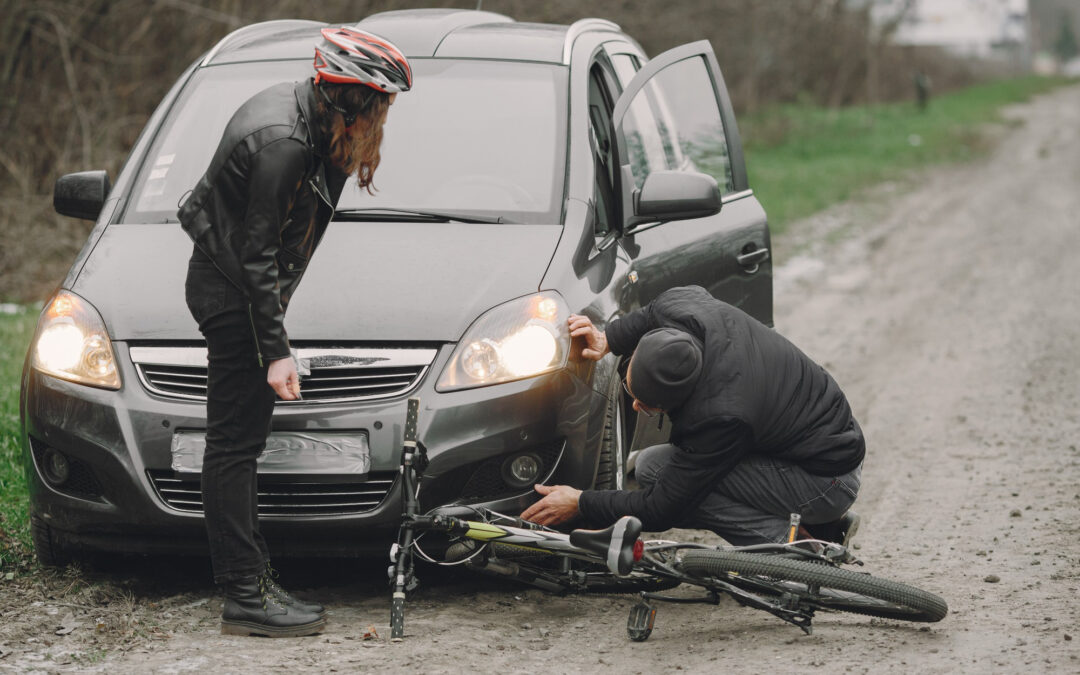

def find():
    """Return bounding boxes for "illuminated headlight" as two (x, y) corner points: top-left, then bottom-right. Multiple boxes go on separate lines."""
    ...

(31, 290), (121, 390)
(437, 292), (569, 391)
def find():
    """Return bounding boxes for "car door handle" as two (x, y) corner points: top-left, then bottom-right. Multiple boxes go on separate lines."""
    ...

(737, 248), (770, 268)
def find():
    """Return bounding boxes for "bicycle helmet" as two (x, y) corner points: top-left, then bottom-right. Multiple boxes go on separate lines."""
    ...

(313, 26), (412, 94)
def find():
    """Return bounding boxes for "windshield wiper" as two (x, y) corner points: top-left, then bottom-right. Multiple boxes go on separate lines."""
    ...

(333, 208), (506, 224)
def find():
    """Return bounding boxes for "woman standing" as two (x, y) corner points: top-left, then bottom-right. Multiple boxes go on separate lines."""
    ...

(178, 27), (411, 637)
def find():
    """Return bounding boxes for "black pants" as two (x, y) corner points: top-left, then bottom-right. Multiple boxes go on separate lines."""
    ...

(186, 253), (275, 583)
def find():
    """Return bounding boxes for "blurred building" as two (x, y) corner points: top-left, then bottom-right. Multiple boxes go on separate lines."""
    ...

(854, 0), (1032, 69)
(1028, 0), (1080, 74)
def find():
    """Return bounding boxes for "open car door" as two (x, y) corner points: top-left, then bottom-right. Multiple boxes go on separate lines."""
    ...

(610, 40), (772, 325)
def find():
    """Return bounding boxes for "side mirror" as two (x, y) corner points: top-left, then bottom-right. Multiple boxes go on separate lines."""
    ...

(626, 170), (721, 231)
(54, 170), (111, 221)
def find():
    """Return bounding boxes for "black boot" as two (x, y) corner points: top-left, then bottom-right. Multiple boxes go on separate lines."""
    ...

(220, 576), (326, 637)
(263, 564), (325, 615)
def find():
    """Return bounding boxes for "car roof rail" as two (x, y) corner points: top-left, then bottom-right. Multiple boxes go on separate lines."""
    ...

(562, 18), (621, 64)
(357, 9), (514, 57)
(201, 19), (324, 66)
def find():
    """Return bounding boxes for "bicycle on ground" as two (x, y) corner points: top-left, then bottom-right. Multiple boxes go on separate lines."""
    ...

(388, 398), (948, 641)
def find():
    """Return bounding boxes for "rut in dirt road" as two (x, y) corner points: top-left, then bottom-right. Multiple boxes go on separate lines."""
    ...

(775, 83), (1080, 672)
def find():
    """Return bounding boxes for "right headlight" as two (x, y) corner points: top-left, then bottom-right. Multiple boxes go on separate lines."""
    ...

(31, 290), (121, 390)
(436, 292), (569, 392)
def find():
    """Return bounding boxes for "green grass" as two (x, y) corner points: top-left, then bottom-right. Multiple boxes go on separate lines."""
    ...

(0, 310), (37, 572)
(742, 76), (1076, 233)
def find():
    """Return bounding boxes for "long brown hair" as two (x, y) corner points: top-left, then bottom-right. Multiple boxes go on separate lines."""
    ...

(315, 83), (392, 193)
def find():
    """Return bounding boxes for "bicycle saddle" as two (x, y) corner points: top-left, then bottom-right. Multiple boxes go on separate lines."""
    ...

(569, 515), (644, 576)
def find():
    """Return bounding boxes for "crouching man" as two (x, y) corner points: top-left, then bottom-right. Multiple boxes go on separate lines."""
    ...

(522, 285), (863, 546)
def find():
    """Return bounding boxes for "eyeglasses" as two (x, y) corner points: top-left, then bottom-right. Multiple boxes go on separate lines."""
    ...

(622, 378), (658, 418)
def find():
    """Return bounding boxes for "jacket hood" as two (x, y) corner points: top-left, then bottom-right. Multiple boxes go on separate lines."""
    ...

(71, 221), (563, 342)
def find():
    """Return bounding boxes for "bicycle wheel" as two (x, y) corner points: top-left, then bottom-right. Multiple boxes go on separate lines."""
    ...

(681, 550), (947, 622)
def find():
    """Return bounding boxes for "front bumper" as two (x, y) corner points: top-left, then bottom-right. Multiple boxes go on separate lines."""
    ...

(21, 342), (610, 557)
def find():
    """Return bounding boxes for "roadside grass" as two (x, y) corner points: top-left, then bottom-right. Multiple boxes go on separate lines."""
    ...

(742, 75), (1077, 234)
(0, 310), (37, 573)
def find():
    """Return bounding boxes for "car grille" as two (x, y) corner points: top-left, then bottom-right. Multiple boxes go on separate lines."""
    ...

(129, 346), (438, 403)
(147, 470), (397, 516)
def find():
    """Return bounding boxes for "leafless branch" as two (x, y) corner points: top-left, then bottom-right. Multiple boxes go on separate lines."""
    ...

(151, 0), (245, 27)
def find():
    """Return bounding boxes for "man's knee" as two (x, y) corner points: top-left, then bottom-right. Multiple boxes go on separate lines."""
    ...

(633, 443), (679, 487)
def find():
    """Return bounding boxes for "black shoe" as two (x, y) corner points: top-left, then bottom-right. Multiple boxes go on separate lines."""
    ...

(263, 564), (325, 615)
(220, 576), (326, 638)
(805, 511), (861, 547)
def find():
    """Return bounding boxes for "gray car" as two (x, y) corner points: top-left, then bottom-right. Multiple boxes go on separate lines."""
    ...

(21, 9), (772, 565)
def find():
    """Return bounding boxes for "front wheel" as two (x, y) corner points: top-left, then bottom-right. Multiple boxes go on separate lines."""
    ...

(594, 375), (628, 490)
(681, 550), (948, 623)
(31, 516), (72, 568)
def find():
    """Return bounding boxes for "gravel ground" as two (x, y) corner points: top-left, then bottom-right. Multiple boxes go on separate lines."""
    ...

(1, 84), (1078, 673)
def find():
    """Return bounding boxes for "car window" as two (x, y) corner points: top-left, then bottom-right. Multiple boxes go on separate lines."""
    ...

(124, 59), (568, 225)
(617, 55), (735, 195)
(618, 79), (674, 190)
(608, 53), (640, 89)
(588, 63), (617, 235)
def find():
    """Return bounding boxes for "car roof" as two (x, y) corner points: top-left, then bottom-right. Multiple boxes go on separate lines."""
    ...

(202, 9), (622, 66)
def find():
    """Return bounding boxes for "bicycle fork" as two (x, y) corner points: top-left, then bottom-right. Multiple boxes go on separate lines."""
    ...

(389, 398), (423, 641)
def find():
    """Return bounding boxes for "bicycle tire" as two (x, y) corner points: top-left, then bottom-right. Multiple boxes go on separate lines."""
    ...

(681, 550), (947, 623)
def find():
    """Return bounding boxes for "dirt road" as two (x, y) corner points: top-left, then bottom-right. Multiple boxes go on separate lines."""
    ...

(3, 84), (1079, 673)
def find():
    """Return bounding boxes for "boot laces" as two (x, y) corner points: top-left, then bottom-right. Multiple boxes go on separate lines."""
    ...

(257, 575), (286, 612)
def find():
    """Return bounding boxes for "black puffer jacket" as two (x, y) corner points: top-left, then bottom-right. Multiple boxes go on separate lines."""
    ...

(178, 78), (347, 364)
(578, 285), (865, 530)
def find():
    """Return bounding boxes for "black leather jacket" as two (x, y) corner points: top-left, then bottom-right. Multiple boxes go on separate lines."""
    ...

(178, 78), (347, 364)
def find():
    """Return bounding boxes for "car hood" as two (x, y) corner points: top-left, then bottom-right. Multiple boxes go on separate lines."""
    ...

(72, 222), (563, 342)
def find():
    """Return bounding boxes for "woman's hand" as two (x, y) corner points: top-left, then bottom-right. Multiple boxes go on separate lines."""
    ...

(568, 314), (608, 361)
(268, 356), (301, 400)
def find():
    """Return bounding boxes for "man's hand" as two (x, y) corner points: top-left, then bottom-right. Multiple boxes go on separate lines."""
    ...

(268, 356), (300, 400)
(568, 314), (608, 361)
(520, 484), (582, 526)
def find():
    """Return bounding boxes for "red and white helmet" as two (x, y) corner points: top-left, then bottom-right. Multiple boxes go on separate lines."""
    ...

(313, 27), (412, 93)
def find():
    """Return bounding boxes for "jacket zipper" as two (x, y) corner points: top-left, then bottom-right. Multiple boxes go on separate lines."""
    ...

(247, 303), (264, 367)
(309, 178), (334, 211)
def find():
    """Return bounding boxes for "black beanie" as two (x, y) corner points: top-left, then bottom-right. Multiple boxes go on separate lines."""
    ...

(628, 328), (703, 410)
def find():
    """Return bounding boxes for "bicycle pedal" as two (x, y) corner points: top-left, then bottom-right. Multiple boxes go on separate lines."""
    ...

(627, 600), (657, 642)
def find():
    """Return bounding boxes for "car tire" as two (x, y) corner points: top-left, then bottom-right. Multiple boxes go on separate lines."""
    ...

(31, 516), (71, 568)
(594, 375), (628, 490)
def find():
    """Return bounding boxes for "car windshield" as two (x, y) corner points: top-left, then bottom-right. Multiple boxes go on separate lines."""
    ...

(123, 59), (568, 224)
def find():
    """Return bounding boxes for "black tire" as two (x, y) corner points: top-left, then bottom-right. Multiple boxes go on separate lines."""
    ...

(594, 376), (628, 490)
(681, 550), (948, 623)
(31, 516), (72, 568)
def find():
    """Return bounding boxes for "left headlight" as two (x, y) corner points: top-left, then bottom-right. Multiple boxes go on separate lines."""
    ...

(437, 291), (569, 392)
(32, 290), (121, 390)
